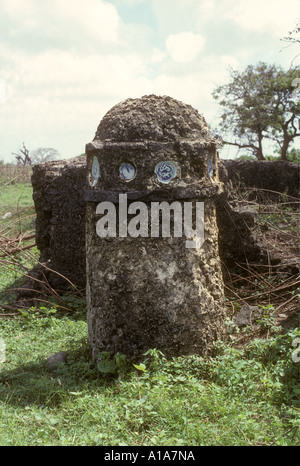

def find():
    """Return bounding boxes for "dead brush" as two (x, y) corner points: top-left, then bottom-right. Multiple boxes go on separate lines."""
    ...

(0, 213), (85, 317)
(0, 182), (298, 323)
(223, 184), (299, 324)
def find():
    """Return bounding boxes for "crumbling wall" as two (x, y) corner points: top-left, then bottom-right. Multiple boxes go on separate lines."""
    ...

(224, 159), (300, 200)
(27, 157), (299, 294)
(30, 156), (86, 291)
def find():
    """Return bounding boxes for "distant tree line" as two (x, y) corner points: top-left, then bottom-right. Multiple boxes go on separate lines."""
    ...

(12, 143), (59, 166)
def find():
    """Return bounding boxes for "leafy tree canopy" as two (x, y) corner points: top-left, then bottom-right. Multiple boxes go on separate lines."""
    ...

(213, 62), (300, 160)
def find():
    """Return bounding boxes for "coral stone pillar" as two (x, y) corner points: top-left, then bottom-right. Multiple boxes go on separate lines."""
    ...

(85, 95), (226, 360)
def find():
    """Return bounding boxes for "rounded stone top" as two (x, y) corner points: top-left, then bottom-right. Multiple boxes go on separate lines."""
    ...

(94, 95), (214, 143)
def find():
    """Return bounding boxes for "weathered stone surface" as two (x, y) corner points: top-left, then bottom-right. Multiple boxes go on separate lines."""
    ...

(31, 156), (86, 291)
(216, 192), (262, 270)
(86, 199), (226, 360)
(224, 159), (300, 200)
(28, 155), (298, 296)
(233, 305), (261, 329)
(86, 95), (226, 360)
(28, 156), (257, 295)
(45, 351), (68, 372)
(27, 101), (299, 304)
(94, 94), (218, 145)
(87, 96), (222, 196)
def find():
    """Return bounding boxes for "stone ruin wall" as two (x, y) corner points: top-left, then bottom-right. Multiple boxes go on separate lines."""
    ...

(29, 156), (87, 292)
(225, 159), (299, 200)
(27, 157), (299, 293)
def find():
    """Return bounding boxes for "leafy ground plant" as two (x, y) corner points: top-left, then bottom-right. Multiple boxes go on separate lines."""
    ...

(0, 169), (299, 446)
(0, 309), (299, 446)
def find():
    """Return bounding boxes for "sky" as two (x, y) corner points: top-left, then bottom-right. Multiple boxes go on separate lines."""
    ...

(0, 0), (299, 163)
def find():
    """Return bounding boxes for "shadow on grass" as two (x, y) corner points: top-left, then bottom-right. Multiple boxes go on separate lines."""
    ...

(0, 339), (114, 409)
(0, 269), (87, 322)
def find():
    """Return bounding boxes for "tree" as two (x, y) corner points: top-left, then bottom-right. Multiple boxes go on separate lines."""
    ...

(30, 147), (59, 164)
(12, 144), (59, 165)
(281, 21), (300, 44)
(212, 62), (300, 160)
(287, 147), (300, 163)
(267, 68), (300, 160)
(13, 143), (32, 165)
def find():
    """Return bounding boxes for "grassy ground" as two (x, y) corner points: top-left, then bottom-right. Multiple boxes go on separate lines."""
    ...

(0, 168), (299, 446)
(0, 312), (299, 446)
(0, 182), (35, 237)
(0, 177), (37, 306)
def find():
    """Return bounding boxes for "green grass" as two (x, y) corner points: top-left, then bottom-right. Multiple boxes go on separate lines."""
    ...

(0, 180), (37, 306)
(0, 309), (299, 446)
(0, 182), (35, 236)
(0, 175), (299, 446)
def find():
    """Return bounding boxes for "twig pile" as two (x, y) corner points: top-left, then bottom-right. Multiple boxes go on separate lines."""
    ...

(224, 184), (299, 319)
(0, 215), (84, 316)
(0, 231), (36, 257)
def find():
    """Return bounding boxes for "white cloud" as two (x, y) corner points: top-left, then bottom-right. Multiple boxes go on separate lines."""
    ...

(149, 53), (240, 124)
(223, 0), (299, 37)
(1, 0), (36, 18)
(114, 0), (148, 4)
(193, 0), (299, 37)
(151, 0), (200, 39)
(2, 48), (151, 104)
(166, 31), (205, 63)
(0, 79), (6, 104)
(1, 0), (121, 45)
(0, 46), (154, 159)
(1, 0), (38, 32)
(53, 0), (120, 44)
(0, 0), (298, 162)
(152, 74), (205, 106)
(150, 48), (167, 64)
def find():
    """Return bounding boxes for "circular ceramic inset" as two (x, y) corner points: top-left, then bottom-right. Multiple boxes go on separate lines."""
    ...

(91, 156), (100, 187)
(120, 162), (136, 181)
(208, 159), (213, 178)
(155, 161), (177, 184)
